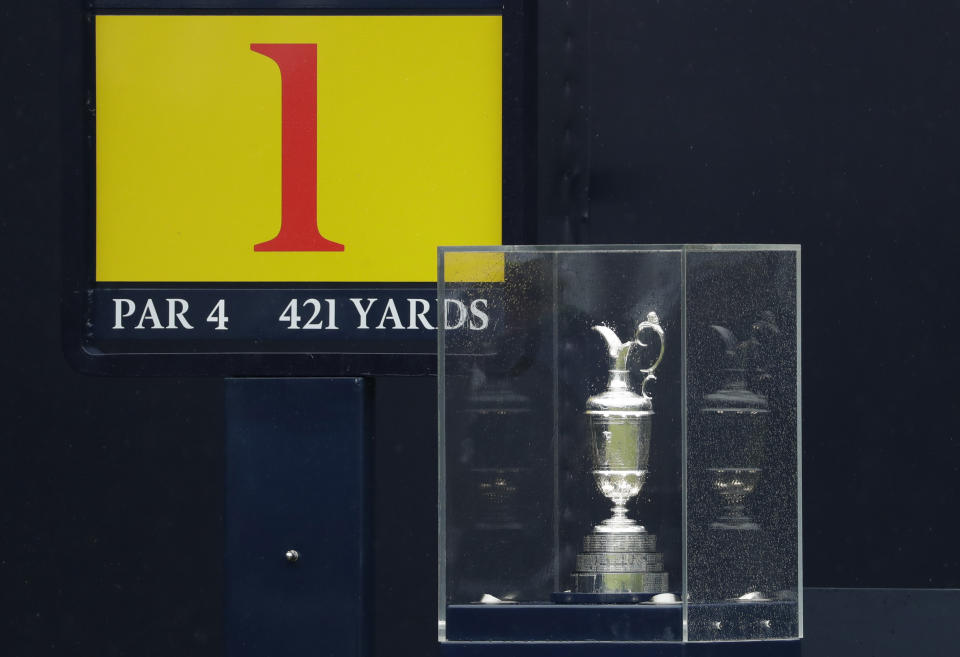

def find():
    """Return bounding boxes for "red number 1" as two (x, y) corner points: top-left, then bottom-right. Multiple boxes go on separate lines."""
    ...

(250, 43), (345, 252)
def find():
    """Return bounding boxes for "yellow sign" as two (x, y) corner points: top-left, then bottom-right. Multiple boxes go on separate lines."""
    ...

(443, 251), (505, 283)
(95, 15), (502, 282)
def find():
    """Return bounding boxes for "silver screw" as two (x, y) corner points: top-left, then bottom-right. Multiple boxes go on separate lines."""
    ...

(285, 549), (300, 563)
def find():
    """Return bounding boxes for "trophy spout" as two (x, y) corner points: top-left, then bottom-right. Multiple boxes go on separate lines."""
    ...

(593, 325), (631, 370)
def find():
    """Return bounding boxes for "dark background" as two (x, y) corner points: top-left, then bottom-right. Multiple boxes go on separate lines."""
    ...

(3, 0), (959, 655)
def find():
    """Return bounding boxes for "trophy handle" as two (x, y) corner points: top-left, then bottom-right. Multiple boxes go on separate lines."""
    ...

(635, 312), (665, 397)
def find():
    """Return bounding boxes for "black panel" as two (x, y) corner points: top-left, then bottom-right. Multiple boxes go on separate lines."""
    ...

(803, 588), (960, 657)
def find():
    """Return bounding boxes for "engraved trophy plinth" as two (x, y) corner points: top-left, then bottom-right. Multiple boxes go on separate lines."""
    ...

(557, 312), (670, 602)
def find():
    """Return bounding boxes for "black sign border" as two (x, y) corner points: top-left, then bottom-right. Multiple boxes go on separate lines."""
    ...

(63, 0), (536, 376)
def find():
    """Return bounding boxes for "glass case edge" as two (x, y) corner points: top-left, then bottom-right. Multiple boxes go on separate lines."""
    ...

(438, 244), (686, 253)
(437, 244), (800, 254)
(437, 247), (447, 641)
(795, 248), (804, 638)
(682, 244), (801, 252)
(681, 247), (690, 642)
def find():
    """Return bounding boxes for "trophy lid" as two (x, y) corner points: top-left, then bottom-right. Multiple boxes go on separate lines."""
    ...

(586, 376), (652, 412)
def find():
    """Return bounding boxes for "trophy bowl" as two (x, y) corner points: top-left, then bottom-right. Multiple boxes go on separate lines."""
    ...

(587, 372), (652, 535)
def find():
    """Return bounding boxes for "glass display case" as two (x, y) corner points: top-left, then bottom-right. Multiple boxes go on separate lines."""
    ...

(438, 245), (800, 652)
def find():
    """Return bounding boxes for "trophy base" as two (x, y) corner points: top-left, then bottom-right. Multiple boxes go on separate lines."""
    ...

(550, 591), (655, 604)
(567, 529), (669, 595)
(570, 570), (669, 594)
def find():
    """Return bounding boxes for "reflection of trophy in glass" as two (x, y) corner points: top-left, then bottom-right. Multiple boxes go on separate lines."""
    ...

(464, 364), (531, 531)
(707, 466), (762, 531)
(567, 312), (670, 597)
(701, 313), (778, 531)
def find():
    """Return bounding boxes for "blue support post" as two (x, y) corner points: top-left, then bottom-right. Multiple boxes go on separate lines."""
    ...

(225, 378), (373, 657)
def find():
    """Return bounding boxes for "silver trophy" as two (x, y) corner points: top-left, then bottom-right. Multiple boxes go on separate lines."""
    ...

(568, 312), (670, 596)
